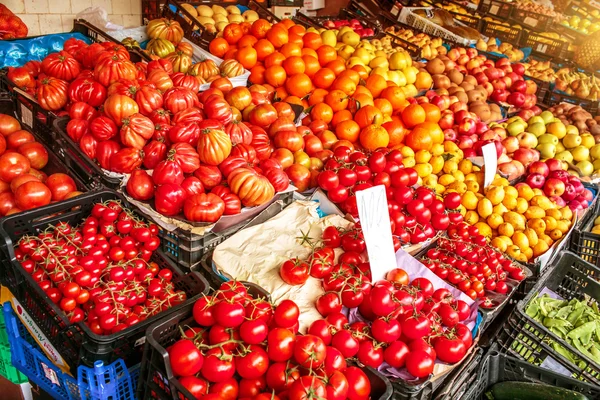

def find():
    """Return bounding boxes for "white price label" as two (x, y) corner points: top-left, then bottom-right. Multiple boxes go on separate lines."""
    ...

(524, 17), (538, 27)
(490, 5), (499, 14)
(356, 186), (396, 281)
(482, 143), (497, 188)
(589, 0), (600, 10)
(391, 5), (400, 16)
(537, 44), (548, 53)
(20, 104), (33, 128)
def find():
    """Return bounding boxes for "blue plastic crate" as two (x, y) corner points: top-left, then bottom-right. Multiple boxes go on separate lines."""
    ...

(3, 303), (139, 400)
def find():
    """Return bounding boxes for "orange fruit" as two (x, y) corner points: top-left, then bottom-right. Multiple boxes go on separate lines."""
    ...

(421, 103), (441, 123)
(360, 125), (389, 150)
(316, 45), (337, 66)
(313, 68), (336, 89)
(310, 103), (333, 124)
(308, 88), (328, 106)
(380, 86), (406, 111)
(401, 104), (426, 128)
(303, 32), (322, 49)
(280, 43), (302, 58)
(335, 120), (360, 142)
(330, 76), (357, 95)
(302, 55), (320, 78)
(285, 73), (313, 97)
(374, 98), (393, 116)
(325, 90), (349, 112)
(282, 56), (305, 75)
(331, 110), (353, 128)
(365, 74), (387, 98)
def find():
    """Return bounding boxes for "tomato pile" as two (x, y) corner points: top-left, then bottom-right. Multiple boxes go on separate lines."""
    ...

(317, 146), (464, 245)
(14, 200), (188, 334)
(311, 267), (473, 378)
(0, 112), (81, 216)
(420, 222), (526, 303)
(168, 282), (373, 400)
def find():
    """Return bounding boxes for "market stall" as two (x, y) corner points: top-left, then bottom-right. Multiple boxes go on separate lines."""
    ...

(0, 0), (599, 399)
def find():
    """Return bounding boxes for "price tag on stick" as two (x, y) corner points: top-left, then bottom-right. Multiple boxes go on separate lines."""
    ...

(482, 143), (498, 188)
(356, 186), (397, 282)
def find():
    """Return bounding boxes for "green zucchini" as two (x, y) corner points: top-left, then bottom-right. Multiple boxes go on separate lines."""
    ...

(486, 382), (589, 400)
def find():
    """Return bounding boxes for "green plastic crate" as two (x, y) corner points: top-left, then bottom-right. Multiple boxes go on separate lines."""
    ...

(0, 312), (27, 384)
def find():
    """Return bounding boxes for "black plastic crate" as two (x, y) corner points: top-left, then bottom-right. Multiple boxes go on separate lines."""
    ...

(521, 31), (569, 61)
(143, 0), (165, 24)
(432, 347), (485, 400)
(162, 0), (279, 50)
(545, 89), (599, 114)
(0, 95), (89, 198)
(162, 192), (294, 270)
(0, 190), (209, 376)
(570, 195), (600, 267)
(138, 297), (392, 400)
(496, 251), (600, 386)
(510, 8), (553, 31)
(1, 20), (148, 147)
(52, 117), (121, 190)
(480, 19), (522, 46)
(477, 0), (514, 19)
(453, 345), (600, 400)
(270, 0), (303, 6)
(449, 12), (481, 30)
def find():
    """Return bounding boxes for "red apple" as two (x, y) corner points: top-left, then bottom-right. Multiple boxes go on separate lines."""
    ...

(444, 128), (457, 141)
(458, 117), (477, 135)
(466, 48), (478, 59)
(530, 105), (542, 116)
(544, 178), (566, 197)
(492, 80), (507, 90)
(448, 48), (460, 61)
(439, 110), (454, 129)
(457, 55), (470, 66)
(463, 148), (476, 158)
(457, 135), (474, 149)
(496, 58), (510, 68)
(549, 169), (569, 182)
(512, 63), (525, 75)
(522, 94), (537, 109)
(475, 121), (490, 136)
(528, 161), (550, 177)
(507, 92), (526, 107)
(561, 183), (577, 201)
(545, 158), (563, 172)
(507, 72), (520, 84)
(474, 72), (489, 85)
(525, 80), (537, 95)
(526, 173), (546, 189)
(518, 108), (535, 120)
(502, 136), (520, 153)
(450, 102), (468, 113)
(491, 89), (509, 103)
(510, 80), (527, 93)
(551, 196), (567, 207)
(513, 148), (539, 167)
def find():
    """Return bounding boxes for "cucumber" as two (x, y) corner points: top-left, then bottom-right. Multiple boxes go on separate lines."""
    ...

(486, 382), (589, 400)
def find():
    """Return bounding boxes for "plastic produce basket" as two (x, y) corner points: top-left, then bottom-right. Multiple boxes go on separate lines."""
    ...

(398, 7), (477, 46)
(510, 8), (553, 31)
(521, 31), (569, 61)
(496, 251), (600, 386)
(162, 0), (279, 50)
(545, 89), (599, 114)
(3, 303), (139, 400)
(0, 190), (210, 376)
(0, 307), (28, 384)
(161, 192), (294, 270)
(0, 95), (89, 196)
(449, 12), (481, 30)
(138, 298), (393, 400)
(570, 198), (600, 267)
(479, 19), (522, 46)
(431, 347), (485, 400)
(477, 0), (514, 19)
(452, 345), (600, 400)
(0, 20), (148, 146)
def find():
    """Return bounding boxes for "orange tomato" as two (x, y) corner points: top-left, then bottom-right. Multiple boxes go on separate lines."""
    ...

(285, 73), (313, 98)
(280, 43), (302, 58)
(223, 47), (237, 60)
(249, 65), (266, 85)
(266, 25), (289, 48)
(316, 45), (337, 66)
(354, 105), (383, 129)
(383, 118), (407, 147)
(337, 69), (360, 85)
(401, 104), (426, 128)
(380, 86), (406, 111)
(332, 140), (354, 152)
(335, 120), (360, 142)
(302, 32), (322, 49)
(330, 76), (357, 95)
(374, 98), (393, 116)
(288, 24), (306, 36)
(236, 47), (257, 69)
(324, 90), (349, 112)
(301, 48), (318, 58)
(280, 19), (295, 29)
(421, 103), (441, 123)
(264, 52), (286, 68)
(274, 102), (294, 119)
(238, 34), (258, 48)
(282, 56), (305, 75)
(274, 86), (288, 100)
(326, 59), (346, 76)
(251, 19), (272, 39)
(302, 55), (320, 78)
(223, 23), (243, 45)
(308, 88), (328, 106)
(255, 39), (275, 61)
(313, 68), (336, 89)
(264, 65), (287, 87)
(351, 65), (369, 80)
(365, 74), (387, 98)
(352, 93), (374, 108)
(209, 38), (229, 58)
(360, 125), (389, 151)
(285, 96), (303, 107)
(310, 103), (333, 124)
(331, 110), (353, 128)
(288, 33), (304, 46)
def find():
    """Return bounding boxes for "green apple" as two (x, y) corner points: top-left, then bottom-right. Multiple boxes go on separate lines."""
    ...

(572, 145), (590, 162)
(591, 144), (600, 159)
(555, 142), (566, 153)
(566, 125), (579, 135)
(555, 151), (574, 163)
(577, 160), (594, 177)
(526, 122), (546, 137)
(581, 133), (595, 148)
(540, 110), (555, 124)
(516, 132), (538, 149)
(341, 31), (360, 47)
(507, 120), (527, 136)
(562, 133), (582, 149)
(538, 134), (559, 145)
(507, 116), (524, 124)
(536, 143), (556, 159)
(526, 116), (543, 125)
